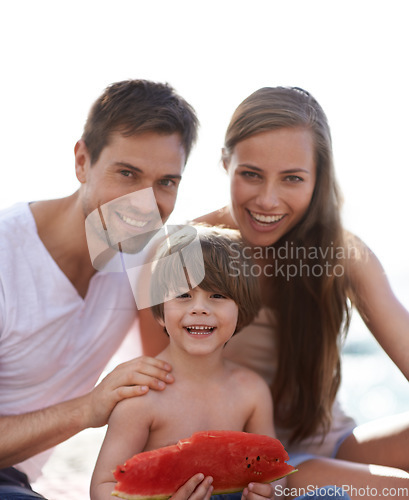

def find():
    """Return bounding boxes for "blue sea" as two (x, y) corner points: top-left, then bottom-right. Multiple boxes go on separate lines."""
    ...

(339, 272), (409, 424)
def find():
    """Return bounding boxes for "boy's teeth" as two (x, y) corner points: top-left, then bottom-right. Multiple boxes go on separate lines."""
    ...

(186, 326), (214, 334)
(118, 213), (148, 227)
(250, 211), (284, 224)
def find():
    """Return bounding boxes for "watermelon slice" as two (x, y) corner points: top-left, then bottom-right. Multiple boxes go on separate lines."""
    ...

(112, 430), (295, 499)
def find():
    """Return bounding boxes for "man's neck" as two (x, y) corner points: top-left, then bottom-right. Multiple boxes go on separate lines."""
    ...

(30, 192), (97, 298)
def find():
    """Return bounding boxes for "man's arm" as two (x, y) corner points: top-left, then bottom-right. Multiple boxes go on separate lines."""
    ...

(0, 356), (174, 468)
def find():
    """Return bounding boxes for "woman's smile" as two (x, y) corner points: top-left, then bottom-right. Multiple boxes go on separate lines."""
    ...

(225, 127), (316, 247)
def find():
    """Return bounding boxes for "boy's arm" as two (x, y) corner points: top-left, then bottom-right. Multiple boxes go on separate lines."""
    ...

(91, 396), (215, 500)
(243, 372), (275, 437)
(242, 372), (277, 500)
(90, 395), (153, 500)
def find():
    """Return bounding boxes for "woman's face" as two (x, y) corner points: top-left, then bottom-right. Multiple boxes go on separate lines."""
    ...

(225, 127), (316, 248)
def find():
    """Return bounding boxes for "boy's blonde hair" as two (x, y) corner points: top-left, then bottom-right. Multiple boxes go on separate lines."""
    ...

(150, 224), (261, 334)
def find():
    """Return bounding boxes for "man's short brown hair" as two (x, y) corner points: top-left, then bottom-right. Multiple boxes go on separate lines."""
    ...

(82, 79), (199, 164)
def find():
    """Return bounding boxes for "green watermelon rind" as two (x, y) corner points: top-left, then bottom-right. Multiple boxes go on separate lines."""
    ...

(111, 469), (297, 499)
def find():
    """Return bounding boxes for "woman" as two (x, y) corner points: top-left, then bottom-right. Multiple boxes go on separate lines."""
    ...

(140, 87), (409, 499)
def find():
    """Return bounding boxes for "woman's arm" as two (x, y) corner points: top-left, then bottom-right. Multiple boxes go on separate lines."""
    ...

(348, 238), (409, 380)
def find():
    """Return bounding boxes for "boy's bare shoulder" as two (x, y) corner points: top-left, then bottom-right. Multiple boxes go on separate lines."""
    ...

(225, 359), (271, 393)
(109, 387), (162, 426)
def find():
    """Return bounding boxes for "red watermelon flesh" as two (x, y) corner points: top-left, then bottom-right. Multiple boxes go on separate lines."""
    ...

(112, 430), (295, 499)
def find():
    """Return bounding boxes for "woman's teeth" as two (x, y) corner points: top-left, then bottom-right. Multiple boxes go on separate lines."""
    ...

(249, 211), (284, 224)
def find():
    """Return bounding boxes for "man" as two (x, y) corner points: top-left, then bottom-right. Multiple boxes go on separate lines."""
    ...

(0, 79), (199, 498)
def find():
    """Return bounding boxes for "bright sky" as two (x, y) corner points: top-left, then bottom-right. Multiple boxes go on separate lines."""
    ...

(1, 0), (408, 284)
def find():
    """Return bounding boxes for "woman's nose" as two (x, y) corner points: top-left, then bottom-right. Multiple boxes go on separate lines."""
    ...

(255, 183), (280, 211)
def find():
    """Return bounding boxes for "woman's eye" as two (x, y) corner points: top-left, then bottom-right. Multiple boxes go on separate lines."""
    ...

(240, 171), (261, 180)
(285, 175), (303, 182)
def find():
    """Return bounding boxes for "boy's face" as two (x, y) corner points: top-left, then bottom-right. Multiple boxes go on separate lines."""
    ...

(160, 287), (239, 356)
(75, 130), (185, 253)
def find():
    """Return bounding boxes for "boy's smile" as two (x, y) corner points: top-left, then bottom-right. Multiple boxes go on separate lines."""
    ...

(184, 325), (215, 336)
(160, 287), (238, 355)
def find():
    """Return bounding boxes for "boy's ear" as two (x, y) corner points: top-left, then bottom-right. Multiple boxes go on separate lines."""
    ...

(74, 139), (91, 184)
(157, 317), (166, 328)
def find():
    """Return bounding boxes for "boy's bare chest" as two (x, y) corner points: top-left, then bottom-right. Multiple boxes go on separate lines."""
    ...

(145, 381), (251, 450)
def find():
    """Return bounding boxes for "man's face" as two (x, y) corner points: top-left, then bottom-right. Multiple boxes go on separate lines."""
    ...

(76, 131), (186, 256)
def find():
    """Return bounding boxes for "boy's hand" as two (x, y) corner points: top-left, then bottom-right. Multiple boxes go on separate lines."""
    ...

(83, 356), (174, 428)
(170, 474), (213, 500)
(242, 482), (275, 500)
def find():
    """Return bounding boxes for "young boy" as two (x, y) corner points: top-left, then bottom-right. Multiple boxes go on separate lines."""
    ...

(90, 225), (277, 500)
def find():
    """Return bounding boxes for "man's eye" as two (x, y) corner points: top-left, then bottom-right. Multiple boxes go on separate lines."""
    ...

(120, 170), (134, 178)
(159, 179), (176, 187)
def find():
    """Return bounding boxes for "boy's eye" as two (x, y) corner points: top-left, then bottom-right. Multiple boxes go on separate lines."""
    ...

(211, 293), (226, 299)
(176, 292), (191, 299)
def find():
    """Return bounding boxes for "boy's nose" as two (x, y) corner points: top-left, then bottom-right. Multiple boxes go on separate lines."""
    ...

(190, 298), (210, 315)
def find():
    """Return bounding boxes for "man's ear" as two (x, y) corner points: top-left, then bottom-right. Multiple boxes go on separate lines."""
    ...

(74, 139), (91, 184)
(221, 148), (230, 172)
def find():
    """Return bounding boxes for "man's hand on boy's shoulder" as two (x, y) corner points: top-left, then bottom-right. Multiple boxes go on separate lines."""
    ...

(82, 356), (174, 428)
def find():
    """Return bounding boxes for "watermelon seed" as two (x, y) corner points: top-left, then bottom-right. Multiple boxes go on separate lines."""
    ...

(247, 464), (251, 468)
(257, 456), (260, 461)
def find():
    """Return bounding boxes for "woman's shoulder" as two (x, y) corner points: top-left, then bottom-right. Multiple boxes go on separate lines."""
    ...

(343, 230), (387, 292)
(343, 230), (377, 267)
(193, 206), (237, 229)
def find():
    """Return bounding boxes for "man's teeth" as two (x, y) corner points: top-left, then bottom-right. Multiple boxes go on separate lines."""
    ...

(250, 211), (284, 224)
(186, 326), (214, 334)
(118, 213), (148, 228)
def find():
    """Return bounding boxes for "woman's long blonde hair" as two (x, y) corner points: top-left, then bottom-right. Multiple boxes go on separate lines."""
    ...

(224, 87), (352, 443)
